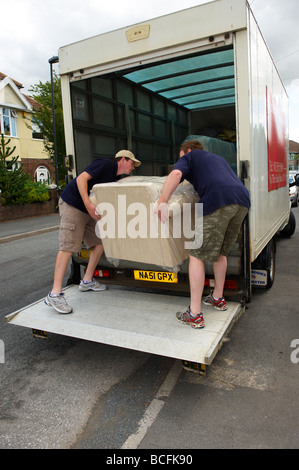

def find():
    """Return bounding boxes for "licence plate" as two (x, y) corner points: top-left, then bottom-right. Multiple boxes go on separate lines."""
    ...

(134, 270), (178, 283)
(77, 249), (90, 259)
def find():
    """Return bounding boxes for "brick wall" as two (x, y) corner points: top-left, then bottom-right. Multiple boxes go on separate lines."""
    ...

(0, 189), (59, 221)
(21, 158), (55, 181)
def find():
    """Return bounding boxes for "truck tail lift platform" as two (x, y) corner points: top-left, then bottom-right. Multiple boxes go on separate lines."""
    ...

(6, 286), (243, 371)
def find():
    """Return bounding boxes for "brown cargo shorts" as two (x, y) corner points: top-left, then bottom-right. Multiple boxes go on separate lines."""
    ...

(190, 204), (248, 263)
(58, 198), (102, 252)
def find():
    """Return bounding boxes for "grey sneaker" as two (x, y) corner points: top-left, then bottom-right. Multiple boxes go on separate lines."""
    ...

(44, 293), (73, 314)
(79, 279), (107, 292)
(176, 306), (205, 329)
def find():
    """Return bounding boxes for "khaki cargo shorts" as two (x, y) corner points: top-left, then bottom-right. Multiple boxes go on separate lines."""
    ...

(190, 204), (248, 263)
(58, 198), (102, 252)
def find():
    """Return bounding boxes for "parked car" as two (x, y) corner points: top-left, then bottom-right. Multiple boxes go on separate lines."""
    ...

(289, 174), (299, 207)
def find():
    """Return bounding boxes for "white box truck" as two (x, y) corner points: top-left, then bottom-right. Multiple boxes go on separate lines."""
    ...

(6, 0), (296, 370)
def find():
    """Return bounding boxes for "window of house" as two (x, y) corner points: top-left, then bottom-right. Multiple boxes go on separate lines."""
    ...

(0, 108), (18, 137)
(32, 119), (43, 140)
(6, 160), (21, 171)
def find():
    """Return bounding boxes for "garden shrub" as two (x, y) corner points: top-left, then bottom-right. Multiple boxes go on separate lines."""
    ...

(0, 134), (50, 206)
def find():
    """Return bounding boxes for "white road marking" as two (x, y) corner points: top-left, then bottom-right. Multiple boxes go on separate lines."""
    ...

(121, 360), (182, 449)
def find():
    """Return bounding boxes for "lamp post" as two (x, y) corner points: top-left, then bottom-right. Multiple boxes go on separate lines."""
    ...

(48, 55), (59, 188)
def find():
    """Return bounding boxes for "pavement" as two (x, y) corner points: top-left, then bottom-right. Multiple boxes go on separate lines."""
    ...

(0, 213), (60, 243)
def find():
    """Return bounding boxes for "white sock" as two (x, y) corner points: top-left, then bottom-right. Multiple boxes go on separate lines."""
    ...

(50, 292), (63, 297)
(189, 310), (198, 318)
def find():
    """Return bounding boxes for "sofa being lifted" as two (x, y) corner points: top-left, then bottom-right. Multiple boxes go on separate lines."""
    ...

(90, 175), (199, 270)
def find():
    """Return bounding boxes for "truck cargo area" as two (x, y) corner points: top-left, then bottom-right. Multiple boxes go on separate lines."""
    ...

(6, 286), (243, 365)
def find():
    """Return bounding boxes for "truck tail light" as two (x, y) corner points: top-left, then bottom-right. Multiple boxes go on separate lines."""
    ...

(205, 278), (238, 290)
(94, 269), (110, 278)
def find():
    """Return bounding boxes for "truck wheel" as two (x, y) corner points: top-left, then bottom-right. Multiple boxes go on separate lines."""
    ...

(252, 238), (276, 289)
(263, 239), (276, 289)
(279, 210), (296, 238)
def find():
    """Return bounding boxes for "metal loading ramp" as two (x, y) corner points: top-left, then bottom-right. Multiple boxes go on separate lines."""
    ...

(6, 286), (243, 365)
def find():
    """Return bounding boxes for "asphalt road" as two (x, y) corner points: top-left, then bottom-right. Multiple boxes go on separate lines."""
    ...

(0, 228), (178, 450)
(0, 208), (298, 451)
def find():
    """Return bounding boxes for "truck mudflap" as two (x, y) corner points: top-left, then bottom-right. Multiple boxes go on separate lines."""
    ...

(6, 286), (244, 365)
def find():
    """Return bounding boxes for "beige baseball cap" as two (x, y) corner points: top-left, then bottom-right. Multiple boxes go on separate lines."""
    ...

(115, 150), (141, 167)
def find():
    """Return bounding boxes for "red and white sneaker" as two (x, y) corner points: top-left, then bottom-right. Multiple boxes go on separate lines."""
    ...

(203, 292), (228, 311)
(176, 307), (205, 329)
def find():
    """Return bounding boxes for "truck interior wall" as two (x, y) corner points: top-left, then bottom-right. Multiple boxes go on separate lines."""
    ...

(71, 80), (239, 174)
(71, 76), (189, 177)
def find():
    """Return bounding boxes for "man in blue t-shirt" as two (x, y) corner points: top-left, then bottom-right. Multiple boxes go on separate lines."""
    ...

(156, 140), (250, 329)
(45, 150), (141, 314)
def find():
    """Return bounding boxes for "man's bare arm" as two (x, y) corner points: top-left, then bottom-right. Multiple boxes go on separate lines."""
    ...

(76, 171), (101, 220)
(156, 170), (182, 222)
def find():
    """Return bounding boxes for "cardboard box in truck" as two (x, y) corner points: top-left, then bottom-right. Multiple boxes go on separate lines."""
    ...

(6, 0), (296, 368)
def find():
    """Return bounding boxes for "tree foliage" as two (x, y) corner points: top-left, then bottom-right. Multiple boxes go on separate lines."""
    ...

(28, 72), (66, 181)
(0, 134), (29, 205)
(0, 134), (50, 206)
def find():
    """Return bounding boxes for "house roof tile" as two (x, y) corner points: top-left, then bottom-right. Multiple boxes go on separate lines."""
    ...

(289, 140), (299, 153)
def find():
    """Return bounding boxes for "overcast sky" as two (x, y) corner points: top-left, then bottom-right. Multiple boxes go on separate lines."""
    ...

(1, 0), (299, 140)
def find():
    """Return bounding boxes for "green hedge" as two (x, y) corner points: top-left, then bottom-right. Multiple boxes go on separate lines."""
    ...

(21, 181), (51, 205)
(0, 134), (50, 206)
(1, 179), (50, 206)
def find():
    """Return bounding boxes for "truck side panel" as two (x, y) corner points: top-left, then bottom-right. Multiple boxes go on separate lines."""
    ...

(246, 10), (289, 260)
